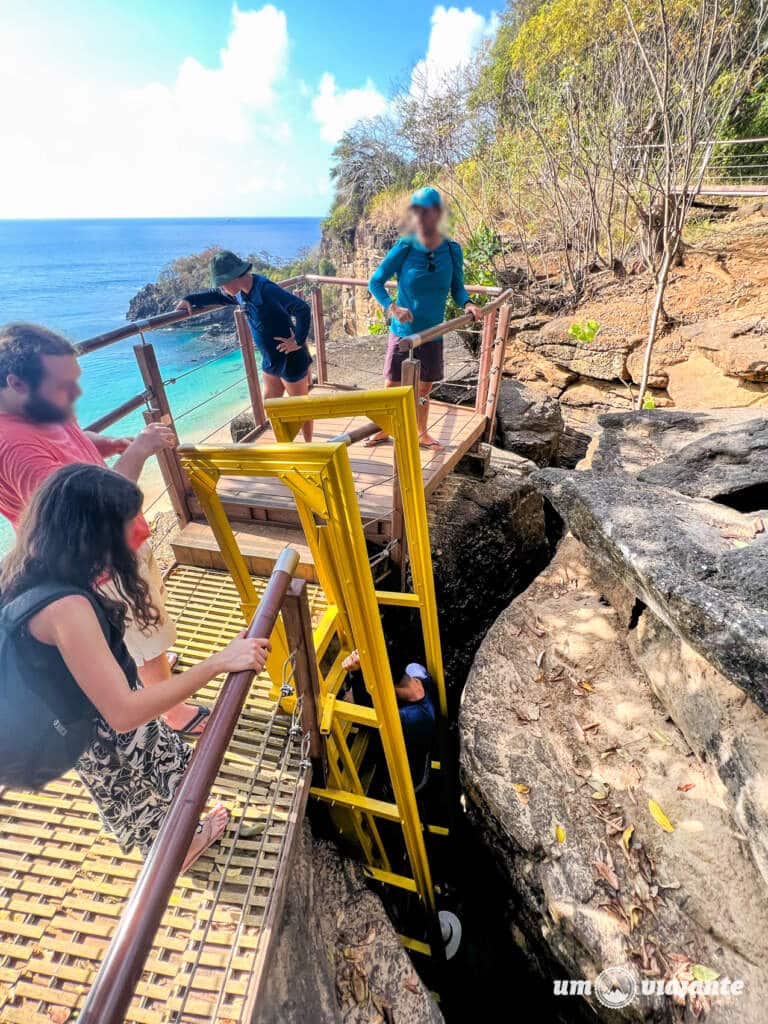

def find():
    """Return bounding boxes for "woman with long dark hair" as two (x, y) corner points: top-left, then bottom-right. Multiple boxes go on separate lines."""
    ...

(0, 463), (270, 869)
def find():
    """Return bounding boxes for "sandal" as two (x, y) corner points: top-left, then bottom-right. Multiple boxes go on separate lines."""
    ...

(171, 705), (211, 738)
(363, 435), (392, 448)
(419, 438), (445, 452)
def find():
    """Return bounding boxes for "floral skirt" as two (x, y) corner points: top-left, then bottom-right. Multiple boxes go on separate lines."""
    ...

(76, 714), (192, 856)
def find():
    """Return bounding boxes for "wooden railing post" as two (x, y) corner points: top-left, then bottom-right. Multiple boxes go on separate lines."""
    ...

(281, 579), (326, 780)
(475, 308), (497, 416)
(310, 287), (328, 386)
(483, 303), (512, 443)
(133, 340), (192, 526)
(235, 307), (267, 431)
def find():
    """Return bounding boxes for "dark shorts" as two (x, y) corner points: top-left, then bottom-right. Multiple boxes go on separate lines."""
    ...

(261, 345), (312, 383)
(383, 333), (444, 384)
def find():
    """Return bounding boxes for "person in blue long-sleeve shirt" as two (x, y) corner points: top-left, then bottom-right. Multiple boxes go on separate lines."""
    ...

(177, 250), (314, 440)
(368, 187), (481, 451)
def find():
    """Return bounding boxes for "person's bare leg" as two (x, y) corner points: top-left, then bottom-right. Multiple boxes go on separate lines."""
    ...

(417, 382), (443, 450)
(283, 375), (313, 441)
(139, 654), (203, 732)
(262, 372), (285, 401)
(365, 379), (398, 445)
(181, 803), (230, 873)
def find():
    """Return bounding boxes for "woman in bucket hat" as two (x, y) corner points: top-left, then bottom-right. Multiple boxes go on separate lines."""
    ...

(177, 251), (314, 440)
(367, 188), (481, 451)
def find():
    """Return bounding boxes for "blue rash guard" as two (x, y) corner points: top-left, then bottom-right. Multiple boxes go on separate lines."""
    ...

(185, 275), (312, 383)
(368, 236), (471, 341)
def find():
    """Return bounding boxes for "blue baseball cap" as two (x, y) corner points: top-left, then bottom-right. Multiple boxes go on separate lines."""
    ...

(409, 186), (442, 209)
(405, 662), (429, 680)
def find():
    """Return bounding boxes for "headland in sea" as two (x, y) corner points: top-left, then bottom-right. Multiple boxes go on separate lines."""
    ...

(0, 217), (323, 555)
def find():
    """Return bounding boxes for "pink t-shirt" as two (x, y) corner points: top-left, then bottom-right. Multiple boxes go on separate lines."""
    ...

(0, 413), (150, 549)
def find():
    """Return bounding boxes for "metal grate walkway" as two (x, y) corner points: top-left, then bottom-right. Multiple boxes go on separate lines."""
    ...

(0, 564), (327, 1024)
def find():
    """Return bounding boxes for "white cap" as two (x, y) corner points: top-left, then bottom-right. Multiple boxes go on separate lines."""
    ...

(405, 662), (429, 680)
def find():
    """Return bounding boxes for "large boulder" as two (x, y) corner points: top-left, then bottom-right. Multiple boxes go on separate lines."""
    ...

(680, 318), (768, 382)
(588, 409), (763, 476)
(637, 417), (768, 504)
(255, 825), (443, 1024)
(495, 378), (564, 466)
(665, 352), (768, 409)
(427, 448), (551, 688)
(461, 538), (768, 1022)
(533, 468), (768, 709)
(626, 606), (768, 892)
(526, 319), (633, 382)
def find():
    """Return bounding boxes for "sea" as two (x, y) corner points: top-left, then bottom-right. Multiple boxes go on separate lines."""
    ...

(0, 217), (323, 555)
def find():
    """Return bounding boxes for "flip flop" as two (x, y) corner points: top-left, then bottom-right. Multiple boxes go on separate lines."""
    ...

(363, 435), (392, 448)
(182, 806), (230, 873)
(419, 439), (445, 452)
(171, 705), (211, 738)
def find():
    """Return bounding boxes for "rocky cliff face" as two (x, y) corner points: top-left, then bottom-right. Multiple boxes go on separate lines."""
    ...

(255, 825), (443, 1024)
(460, 409), (768, 1022)
(321, 220), (398, 336)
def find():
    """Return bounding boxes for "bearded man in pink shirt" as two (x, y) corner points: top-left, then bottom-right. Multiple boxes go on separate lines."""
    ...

(0, 322), (209, 737)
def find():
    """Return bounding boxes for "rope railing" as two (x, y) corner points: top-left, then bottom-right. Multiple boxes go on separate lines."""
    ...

(78, 548), (304, 1024)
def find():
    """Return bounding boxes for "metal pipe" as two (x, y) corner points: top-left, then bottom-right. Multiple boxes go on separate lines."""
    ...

(398, 288), (514, 352)
(83, 390), (149, 433)
(327, 421), (381, 446)
(78, 547), (300, 1024)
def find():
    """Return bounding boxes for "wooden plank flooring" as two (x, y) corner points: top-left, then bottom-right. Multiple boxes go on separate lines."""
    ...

(0, 566), (327, 1024)
(210, 398), (486, 526)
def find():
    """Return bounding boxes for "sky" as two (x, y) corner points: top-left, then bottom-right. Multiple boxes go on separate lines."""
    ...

(0, 0), (500, 218)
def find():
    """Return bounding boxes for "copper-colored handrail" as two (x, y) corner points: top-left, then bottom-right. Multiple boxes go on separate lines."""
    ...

(397, 288), (515, 351)
(303, 272), (503, 295)
(78, 548), (300, 1024)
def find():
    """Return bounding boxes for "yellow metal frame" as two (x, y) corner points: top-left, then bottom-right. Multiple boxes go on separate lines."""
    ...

(178, 402), (441, 915)
(267, 386), (447, 716)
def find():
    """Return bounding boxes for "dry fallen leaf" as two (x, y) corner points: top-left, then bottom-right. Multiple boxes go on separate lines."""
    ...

(47, 1009), (70, 1024)
(580, 680), (595, 692)
(677, 783), (695, 793)
(555, 824), (566, 843)
(691, 964), (720, 983)
(593, 859), (620, 890)
(648, 799), (675, 833)
(622, 825), (635, 852)
(512, 783), (530, 794)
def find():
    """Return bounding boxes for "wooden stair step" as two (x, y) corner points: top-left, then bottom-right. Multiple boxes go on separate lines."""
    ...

(172, 520), (318, 582)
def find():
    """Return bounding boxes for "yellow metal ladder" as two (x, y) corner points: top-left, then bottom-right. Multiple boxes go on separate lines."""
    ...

(178, 386), (448, 951)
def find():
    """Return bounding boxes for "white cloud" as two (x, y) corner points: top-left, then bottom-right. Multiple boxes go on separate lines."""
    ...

(411, 5), (499, 96)
(0, 4), (309, 217)
(311, 72), (388, 143)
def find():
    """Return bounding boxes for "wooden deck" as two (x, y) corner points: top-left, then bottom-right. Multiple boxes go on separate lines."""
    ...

(0, 566), (327, 1024)
(174, 396), (487, 579)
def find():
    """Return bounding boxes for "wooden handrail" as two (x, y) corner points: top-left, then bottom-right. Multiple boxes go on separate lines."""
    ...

(78, 548), (300, 1024)
(303, 272), (503, 295)
(397, 288), (515, 351)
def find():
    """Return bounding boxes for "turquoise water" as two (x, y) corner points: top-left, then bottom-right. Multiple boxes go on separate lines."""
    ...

(0, 218), (322, 553)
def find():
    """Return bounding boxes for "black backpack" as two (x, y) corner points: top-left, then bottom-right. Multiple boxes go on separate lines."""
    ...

(0, 583), (105, 791)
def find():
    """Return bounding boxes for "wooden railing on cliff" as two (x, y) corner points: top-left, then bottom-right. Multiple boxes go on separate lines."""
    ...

(75, 275), (513, 558)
